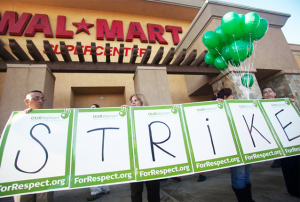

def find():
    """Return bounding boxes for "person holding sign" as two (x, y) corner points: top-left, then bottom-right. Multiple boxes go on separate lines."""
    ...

(122, 94), (161, 202)
(262, 87), (300, 198)
(86, 104), (111, 201)
(14, 90), (54, 202)
(214, 88), (255, 202)
(261, 87), (282, 169)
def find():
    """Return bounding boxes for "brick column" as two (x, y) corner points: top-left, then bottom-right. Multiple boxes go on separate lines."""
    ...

(0, 64), (56, 133)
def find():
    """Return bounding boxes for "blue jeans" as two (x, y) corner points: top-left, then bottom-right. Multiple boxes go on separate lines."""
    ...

(230, 164), (251, 189)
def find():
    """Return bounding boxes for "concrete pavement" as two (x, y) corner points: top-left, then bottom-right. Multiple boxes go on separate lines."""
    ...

(1, 161), (299, 202)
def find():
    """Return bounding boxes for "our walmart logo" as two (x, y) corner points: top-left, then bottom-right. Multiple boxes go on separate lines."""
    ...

(61, 109), (71, 119)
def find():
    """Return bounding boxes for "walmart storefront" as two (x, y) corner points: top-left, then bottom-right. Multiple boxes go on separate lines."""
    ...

(0, 0), (299, 131)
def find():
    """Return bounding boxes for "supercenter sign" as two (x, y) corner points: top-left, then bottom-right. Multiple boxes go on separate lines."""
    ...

(0, 11), (183, 45)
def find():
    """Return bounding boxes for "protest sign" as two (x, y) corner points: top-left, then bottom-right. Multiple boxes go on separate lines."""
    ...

(259, 99), (300, 156)
(70, 107), (135, 188)
(0, 109), (73, 197)
(182, 101), (243, 172)
(131, 105), (193, 181)
(0, 99), (299, 198)
(225, 100), (284, 164)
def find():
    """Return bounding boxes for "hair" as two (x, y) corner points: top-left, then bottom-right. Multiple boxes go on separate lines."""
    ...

(261, 86), (275, 94)
(26, 90), (44, 99)
(212, 88), (232, 100)
(91, 104), (100, 108)
(129, 94), (148, 106)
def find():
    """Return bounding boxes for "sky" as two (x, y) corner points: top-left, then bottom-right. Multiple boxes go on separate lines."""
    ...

(217, 0), (300, 44)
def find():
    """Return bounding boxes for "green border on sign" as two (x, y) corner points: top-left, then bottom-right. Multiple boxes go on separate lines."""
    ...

(0, 111), (18, 167)
(131, 105), (193, 181)
(0, 109), (74, 197)
(258, 99), (300, 157)
(225, 100), (284, 164)
(70, 108), (135, 188)
(182, 101), (243, 172)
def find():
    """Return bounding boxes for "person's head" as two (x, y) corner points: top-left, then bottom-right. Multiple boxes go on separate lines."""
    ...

(212, 88), (234, 100)
(24, 90), (46, 109)
(262, 86), (276, 99)
(129, 94), (148, 106)
(91, 104), (100, 108)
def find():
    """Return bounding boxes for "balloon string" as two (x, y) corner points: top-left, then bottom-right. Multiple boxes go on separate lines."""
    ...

(216, 34), (259, 99)
(229, 34), (241, 85)
(215, 47), (241, 86)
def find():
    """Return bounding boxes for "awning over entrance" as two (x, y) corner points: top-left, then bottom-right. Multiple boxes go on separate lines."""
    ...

(0, 39), (220, 75)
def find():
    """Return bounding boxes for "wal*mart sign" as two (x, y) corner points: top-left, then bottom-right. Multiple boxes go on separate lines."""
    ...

(0, 99), (299, 197)
(0, 11), (182, 45)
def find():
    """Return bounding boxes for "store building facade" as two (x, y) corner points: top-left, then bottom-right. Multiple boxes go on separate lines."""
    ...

(0, 0), (299, 131)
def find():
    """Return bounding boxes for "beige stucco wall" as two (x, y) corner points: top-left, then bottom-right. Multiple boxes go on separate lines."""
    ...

(74, 94), (125, 108)
(289, 44), (300, 69)
(0, 73), (5, 101)
(252, 27), (298, 70)
(51, 73), (211, 109)
(0, 65), (56, 131)
(52, 73), (135, 108)
(294, 55), (300, 68)
(0, 71), (213, 108)
(168, 74), (212, 103)
(134, 67), (173, 105)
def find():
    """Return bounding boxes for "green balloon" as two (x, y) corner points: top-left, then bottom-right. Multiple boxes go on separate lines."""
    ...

(234, 25), (245, 40)
(208, 44), (223, 55)
(205, 52), (216, 65)
(242, 34), (252, 42)
(229, 40), (248, 62)
(214, 56), (228, 70)
(242, 12), (260, 34)
(221, 12), (241, 35)
(215, 26), (230, 44)
(202, 31), (219, 49)
(228, 35), (235, 45)
(230, 59), (241, 67)
(221, 45), (231, 61)
(239, 14), (245, 22)
(251, 18), (269, 40)
(245, 42), (254, 57)
(241, 73), (254, 88)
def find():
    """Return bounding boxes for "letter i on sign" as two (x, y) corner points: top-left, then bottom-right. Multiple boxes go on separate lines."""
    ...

(206, 118), (216, 155)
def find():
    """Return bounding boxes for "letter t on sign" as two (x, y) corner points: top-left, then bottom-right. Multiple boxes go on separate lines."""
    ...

(87, 127), (119, 161)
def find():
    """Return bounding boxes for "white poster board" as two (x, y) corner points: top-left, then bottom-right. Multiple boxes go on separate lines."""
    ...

(182, 101), (243, 172)
(225, 100), (284, 164)
(70, 107), (135, 188)
(131, 105), (193, 181)
(259, 99), (300, 156)
(0, 99), (300, 198)
(0, 109), (73, 197)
